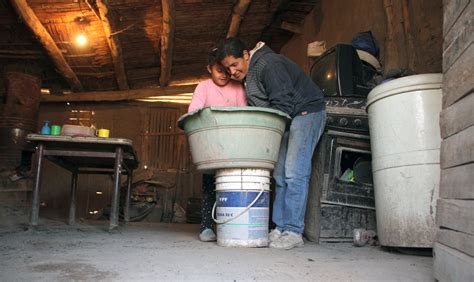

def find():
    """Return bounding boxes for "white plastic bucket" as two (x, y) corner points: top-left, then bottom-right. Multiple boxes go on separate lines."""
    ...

(366, 73), (442, 247)
(213, 168), (270, 247)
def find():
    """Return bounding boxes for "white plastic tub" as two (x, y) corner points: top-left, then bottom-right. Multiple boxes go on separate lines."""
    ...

(366, 73), (442, 247)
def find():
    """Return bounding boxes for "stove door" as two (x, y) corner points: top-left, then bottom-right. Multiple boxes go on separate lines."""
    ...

(304, 130), (376, 242)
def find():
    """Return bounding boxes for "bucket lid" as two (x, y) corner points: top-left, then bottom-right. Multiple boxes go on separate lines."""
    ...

(177, 106), (291, 129)
(366, 73), (442, 111)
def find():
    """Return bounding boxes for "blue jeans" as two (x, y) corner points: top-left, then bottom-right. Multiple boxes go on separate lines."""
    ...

(272, 110), (326, 234)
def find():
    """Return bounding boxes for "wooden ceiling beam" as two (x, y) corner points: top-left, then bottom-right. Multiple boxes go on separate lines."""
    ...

(10, 0), (83, 91)
(159, 0), (175, 87)
(227, 0), (252, 38)
(96, 0), (129, 90)
(280, 21), (302, 34)
(41, 84), (198, 102)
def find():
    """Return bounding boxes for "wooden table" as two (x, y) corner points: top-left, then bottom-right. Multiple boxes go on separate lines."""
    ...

(26, 134), (139, 230)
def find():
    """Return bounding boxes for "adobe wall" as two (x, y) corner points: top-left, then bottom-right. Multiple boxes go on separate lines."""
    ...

(279, 0), (442, 75)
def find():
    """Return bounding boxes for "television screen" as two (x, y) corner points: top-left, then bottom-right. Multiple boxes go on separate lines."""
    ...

(310, 44), (376, 98)
(310, 49), (338, 97)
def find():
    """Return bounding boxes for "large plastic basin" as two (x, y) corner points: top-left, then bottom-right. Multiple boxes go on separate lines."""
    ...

(177, 107), (290, 171)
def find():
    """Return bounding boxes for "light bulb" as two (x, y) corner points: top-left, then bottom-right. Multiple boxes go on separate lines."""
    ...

(76, 34), (87, 46)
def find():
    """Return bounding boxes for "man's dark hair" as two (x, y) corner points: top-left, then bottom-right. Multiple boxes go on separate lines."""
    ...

(216, 37), (248, 61)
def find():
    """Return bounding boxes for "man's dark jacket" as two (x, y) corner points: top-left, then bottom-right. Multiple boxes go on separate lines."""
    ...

(244, 45), (325, 118)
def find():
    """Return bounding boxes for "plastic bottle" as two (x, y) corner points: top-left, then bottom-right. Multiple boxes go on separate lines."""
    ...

(40, 120), (51, 135)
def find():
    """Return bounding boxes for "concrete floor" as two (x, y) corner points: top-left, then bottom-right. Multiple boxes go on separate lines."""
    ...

(0, 220), (433, 281)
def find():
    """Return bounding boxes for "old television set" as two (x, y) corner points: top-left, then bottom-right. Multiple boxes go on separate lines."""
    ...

(310, 44), (377, 97)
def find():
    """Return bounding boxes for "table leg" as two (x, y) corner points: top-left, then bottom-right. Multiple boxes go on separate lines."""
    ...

(68, 172), (78, 225)
(124, 171), (133, 224)
(110, 146), (123, 230)
(31, 143), (44, 226)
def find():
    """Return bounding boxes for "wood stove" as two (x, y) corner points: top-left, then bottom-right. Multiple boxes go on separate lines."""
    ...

(305, 44), (380, 242)
(305, 97), (376, 242)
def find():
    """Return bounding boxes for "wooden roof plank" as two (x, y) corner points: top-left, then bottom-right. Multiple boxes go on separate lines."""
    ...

(10, 0), (83, 91)
(280, 21), (302, 34)
(159, 0), (175, 87)
(41, 84), (198, 102)
(96, 0), (129, 90)
(227, 0), (252, 38)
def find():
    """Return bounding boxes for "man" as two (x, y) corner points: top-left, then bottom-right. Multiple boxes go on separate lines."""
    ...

(216, 38), (326, 250)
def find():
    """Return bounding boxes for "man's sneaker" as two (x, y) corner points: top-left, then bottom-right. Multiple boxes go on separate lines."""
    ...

(269, 231), (304, 250)
(199, 228), (217, 242)
(268, 229), (282, 242)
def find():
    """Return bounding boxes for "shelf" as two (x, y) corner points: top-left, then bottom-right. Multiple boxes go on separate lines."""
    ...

(0, 189), (33, 192)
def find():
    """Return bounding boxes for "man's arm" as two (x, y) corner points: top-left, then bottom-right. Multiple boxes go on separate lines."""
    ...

(261, 61), (296, 115)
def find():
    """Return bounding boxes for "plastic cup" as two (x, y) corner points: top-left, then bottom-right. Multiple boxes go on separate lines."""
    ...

(97, 128), (110, 138)
(51, 125), (61, 136)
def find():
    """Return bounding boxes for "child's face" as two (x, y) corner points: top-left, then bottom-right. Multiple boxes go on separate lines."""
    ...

(208, 63), (230, 87)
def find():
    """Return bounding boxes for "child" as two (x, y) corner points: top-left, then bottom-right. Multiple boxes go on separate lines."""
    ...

(188, 47), (247, 242)
(188, 48), (247, 112)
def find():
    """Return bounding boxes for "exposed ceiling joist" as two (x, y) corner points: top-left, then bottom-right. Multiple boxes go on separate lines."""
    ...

(96, 0), (129, 90)
(159, 0), (175, 87)
(0, 49), (45, 59)
(280, 21), (302, 34)
(227, 0), (252, 38)
(41, 84), (198, 102)
(10, 0), (83, 91)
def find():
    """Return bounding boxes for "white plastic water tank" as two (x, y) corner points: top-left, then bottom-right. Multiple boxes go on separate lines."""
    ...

(366, 73), (442, 248)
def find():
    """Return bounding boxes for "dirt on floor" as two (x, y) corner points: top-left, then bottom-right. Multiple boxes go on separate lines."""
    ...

(0, 215), (433, 281)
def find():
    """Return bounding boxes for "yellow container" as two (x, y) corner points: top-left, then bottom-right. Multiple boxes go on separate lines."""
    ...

(97, 128), (110, 138)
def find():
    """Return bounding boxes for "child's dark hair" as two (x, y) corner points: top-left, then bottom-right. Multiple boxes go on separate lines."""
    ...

(216, 37), (248, 61)
(207, 47), (219, 66)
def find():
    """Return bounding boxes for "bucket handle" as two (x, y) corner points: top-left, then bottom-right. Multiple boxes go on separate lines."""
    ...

(211, 186), (265, 224)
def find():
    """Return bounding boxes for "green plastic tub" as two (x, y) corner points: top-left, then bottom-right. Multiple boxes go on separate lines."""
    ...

(177, 107), (291, 171)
